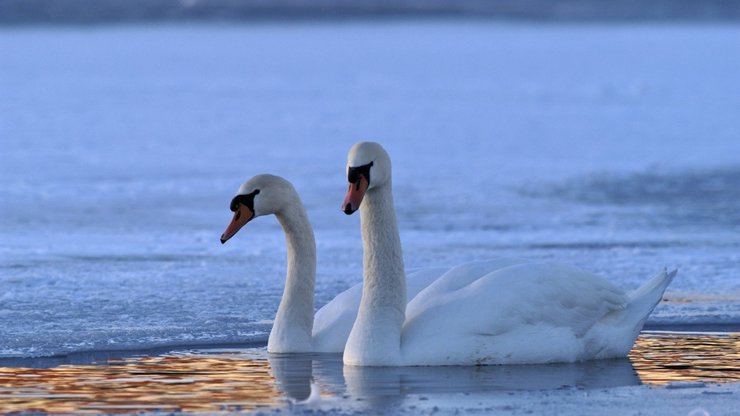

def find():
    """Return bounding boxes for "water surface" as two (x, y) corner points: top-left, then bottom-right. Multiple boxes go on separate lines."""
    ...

(1, 333), (738, 414)
(1, 21), (739, 358)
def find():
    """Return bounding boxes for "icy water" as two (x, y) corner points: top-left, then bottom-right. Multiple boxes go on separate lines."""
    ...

(1, 21), (740, 360)
(1, 333), (738, 414)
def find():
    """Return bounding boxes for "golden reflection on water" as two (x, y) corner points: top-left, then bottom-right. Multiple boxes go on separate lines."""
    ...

(0, 332), (737, 414)
(630, 332), (740, 384)
(0, 354), (279, 413)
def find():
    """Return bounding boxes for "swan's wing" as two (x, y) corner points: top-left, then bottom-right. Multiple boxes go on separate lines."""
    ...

(312, 281), (362, 352)
(312, 267), (447, 352)
(402, 262), (628, 361)
(406, 267), (450, 300)
(407, 258), (528, 307)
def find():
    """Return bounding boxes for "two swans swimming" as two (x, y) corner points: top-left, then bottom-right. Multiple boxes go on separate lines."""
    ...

(221, 141), (675, 366)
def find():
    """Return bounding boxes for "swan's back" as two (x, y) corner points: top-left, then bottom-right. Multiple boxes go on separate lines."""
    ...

(405, 259), (527, 313)
(401, 262), (635, 365)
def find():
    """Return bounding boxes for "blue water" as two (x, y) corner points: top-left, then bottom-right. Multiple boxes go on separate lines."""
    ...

(1, 21), (739, 358)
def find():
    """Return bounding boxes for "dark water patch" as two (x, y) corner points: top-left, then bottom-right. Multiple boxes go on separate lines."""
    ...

(2, 0), (740, 25)
(561, 167), (740, 206)
(526, 166), (740, 229)
(64, 253), (207, 263)
(0, 252), (248, 273)
(525, 240), (691, 250)
(644, 323), (740, 332)
(0, 263), (29, 269)
(445, 238), (736, 252)
(0, 340), (268, 369)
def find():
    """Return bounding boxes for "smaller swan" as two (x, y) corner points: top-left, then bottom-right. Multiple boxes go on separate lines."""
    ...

(341, 141), (676, 366)
(220, 174), (447, 353)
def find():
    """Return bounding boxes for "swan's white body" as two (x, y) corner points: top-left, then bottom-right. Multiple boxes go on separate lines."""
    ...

(342, 142), (676, 366)
(221, 174), (448, 353)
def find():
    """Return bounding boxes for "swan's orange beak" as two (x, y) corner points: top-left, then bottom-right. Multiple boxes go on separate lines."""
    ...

(220, 205), (254, 244)
(343, 175), (368, 215)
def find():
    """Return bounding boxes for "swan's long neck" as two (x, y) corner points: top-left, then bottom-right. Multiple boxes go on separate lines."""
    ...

(268, 202), (316, 353)
(344, 181), (406, 365)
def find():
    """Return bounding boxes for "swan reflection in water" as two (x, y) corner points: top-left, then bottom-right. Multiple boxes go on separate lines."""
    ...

(268, 353), (640, 404)
(0, 348), (638, 414)
(271, 331), (740, 405)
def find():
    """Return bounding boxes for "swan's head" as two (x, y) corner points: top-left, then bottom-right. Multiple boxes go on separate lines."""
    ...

(342, 141), (391, 215)
(220, 174), (297, 244)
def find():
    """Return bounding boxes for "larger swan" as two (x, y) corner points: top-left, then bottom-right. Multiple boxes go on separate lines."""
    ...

(341, 141), (676, 366)
(220, 174), (448, 353)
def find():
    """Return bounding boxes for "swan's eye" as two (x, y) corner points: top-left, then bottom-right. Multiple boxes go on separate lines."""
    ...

(229, 189), (260, 212)
(347, 162), (373, 184)
(348, 170), (359, 183)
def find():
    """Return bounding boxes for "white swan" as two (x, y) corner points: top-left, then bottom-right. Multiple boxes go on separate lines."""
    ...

(220, 174), (448, 353)
(341, 141), (676, 366)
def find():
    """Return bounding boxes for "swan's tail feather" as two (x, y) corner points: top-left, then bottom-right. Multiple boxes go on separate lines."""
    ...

(622, 268), (677, 336)
(628, 268), (677, 305)
(594, 268), (675, 359)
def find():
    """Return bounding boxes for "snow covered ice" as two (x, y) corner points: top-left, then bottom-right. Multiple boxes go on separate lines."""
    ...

(1, 21), (739, 359)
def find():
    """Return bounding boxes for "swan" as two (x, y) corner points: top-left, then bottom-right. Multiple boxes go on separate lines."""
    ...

(341, 141), (676, 366)
(220, 174), (448, 353)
